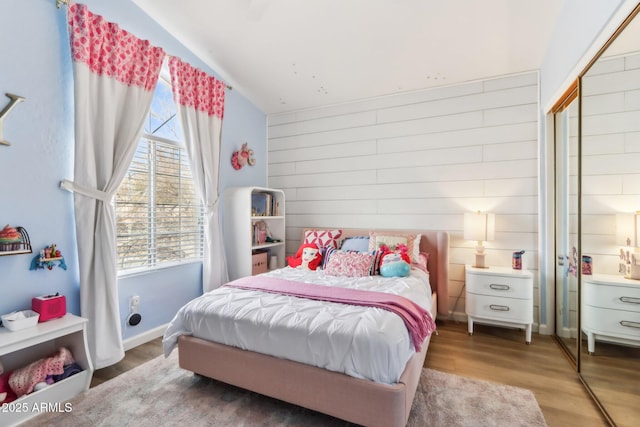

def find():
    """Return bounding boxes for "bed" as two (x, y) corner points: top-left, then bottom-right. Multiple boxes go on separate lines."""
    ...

(163, 228), (449, 427)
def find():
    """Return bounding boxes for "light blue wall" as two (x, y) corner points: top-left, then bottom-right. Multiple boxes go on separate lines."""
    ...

(0, 0), (265, 341)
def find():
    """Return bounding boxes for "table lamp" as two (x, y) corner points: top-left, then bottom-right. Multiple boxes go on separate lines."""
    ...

(464, 211), (495, 268)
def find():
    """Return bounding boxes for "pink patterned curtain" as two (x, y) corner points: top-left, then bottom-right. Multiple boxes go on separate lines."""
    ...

(168, 56), (228, 292)
(68, 4), (163, 91)
(63, 2), (164, 368)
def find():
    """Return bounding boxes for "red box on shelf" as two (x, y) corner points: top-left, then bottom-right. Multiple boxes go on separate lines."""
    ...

(31, 294), (66, 322)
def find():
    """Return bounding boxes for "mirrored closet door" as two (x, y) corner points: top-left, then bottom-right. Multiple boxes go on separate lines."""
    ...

(576, 5), (640, 426)
(554, 92), (580, 363)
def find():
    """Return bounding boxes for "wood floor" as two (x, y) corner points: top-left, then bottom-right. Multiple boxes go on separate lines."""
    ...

(90, 339), (164, 387)
(425, 320), (608, 427)
(91, 320), (608, 426)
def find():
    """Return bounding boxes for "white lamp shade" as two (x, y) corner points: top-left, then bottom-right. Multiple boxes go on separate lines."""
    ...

(616, 213), (639, 247)
(464, 212), (495, 242)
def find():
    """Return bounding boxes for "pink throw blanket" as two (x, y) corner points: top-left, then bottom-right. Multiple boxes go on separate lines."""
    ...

(225, 276), (435, 351)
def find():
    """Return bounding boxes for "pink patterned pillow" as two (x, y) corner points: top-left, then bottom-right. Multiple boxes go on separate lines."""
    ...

(325, 251), (374, 277)
(413, 252), (430, 274)
(304, 229), (343, 249)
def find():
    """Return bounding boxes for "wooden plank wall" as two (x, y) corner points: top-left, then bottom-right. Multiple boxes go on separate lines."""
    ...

(582, 52), (640, 275)
(267, 72), (540, 323)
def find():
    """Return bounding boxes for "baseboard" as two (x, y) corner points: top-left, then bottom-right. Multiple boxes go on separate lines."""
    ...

(553, 325), (578, 339)
(123, 323), (167, 351)
(537, 323), (552, 336)
(445, 310), (467, 323)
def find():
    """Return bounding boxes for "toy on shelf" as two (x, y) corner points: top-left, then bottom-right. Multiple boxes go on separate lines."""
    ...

(0, 224), (32, 255)
(30, 244), (67, 271)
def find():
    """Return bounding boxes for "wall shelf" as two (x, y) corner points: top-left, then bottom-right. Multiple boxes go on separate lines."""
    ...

(0, 226), (32, 256)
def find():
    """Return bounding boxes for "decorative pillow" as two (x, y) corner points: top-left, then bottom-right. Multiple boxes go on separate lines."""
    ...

(339, 236), (370, 252)
(321, 246), (338, 270)
(304, 229), (343, 249)
(413, 234), (422, 261)
(368, 232), (419, 263)
(413, 252), (430, 274)
(370, 249), (385, 275)
(325, 251), (374, 277)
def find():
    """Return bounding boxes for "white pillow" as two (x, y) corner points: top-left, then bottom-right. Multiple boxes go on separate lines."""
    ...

(368, 231), (420, 263)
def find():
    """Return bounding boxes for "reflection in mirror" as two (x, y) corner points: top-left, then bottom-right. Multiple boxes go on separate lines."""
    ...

(580, 8), (640, 426)
(554, 96), (579, 363)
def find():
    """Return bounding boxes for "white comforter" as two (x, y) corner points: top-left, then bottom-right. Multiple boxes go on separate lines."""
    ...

(163, 267), (433, 384)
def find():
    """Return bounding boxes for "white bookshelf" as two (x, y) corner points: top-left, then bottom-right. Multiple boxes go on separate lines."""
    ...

(223, 186), (285, 280)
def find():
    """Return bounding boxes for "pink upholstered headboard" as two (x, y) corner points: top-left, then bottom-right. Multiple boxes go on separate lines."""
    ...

(301, 228), (450, 316)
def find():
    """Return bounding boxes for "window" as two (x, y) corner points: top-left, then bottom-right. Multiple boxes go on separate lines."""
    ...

(115, 65), (203, 272)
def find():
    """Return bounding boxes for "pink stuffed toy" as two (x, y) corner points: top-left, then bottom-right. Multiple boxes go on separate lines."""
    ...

(287, 243), (322, 270)
(8, 347), (74, 397)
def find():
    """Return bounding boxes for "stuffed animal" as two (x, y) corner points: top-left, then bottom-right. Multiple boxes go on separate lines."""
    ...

(287, 243), (322, 270)
(379, 245), (411, 277)
(8, 347), (74, 398)
(0, 359), (17, 404)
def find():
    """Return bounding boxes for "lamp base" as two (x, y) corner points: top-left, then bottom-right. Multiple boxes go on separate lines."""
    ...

(472, 253), (488, 269)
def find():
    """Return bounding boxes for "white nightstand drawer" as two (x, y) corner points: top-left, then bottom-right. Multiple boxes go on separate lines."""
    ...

(466, 293), (533, 323)
(583, 304), (640, 339)
(466, 273), (532, 299)
(583, 280), (640, 313)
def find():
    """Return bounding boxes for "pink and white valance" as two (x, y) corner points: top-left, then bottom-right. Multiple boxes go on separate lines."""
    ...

(68, 2), (164, 91)
(168, 56), (225, 118)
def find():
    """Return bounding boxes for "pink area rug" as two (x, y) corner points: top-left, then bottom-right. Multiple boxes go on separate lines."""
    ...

(24, 351), (546, 427)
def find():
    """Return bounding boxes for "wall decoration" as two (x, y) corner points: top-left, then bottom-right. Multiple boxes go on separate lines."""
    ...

(30, 244), (67, 270)
(0, 93), (26, 146)
(231, 142), (256, 170)
(0, 224), (31, 255)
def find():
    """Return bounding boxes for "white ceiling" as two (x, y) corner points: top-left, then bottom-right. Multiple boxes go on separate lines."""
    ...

(133, 0), (565, 115)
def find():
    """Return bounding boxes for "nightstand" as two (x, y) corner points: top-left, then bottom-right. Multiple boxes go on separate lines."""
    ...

(582, 274), (640, 354)
(465, 265), (533, 343)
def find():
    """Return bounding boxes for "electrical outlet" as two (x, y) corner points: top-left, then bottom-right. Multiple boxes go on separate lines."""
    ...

(130, 295), (140, 310)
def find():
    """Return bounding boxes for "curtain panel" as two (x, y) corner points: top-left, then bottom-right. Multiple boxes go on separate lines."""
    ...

(168, 56), (228, 293)
(66, 2), (164, 368)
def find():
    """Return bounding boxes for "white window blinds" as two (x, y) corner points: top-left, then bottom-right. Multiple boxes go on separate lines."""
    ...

(116, 136), (203, 271)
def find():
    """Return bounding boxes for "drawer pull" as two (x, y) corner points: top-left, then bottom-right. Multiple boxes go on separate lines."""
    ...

(489, 304), (510, 312)
(620, 320), (640, 329)
(489, 284), (510, 291)
(619, 296), (640, 305)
